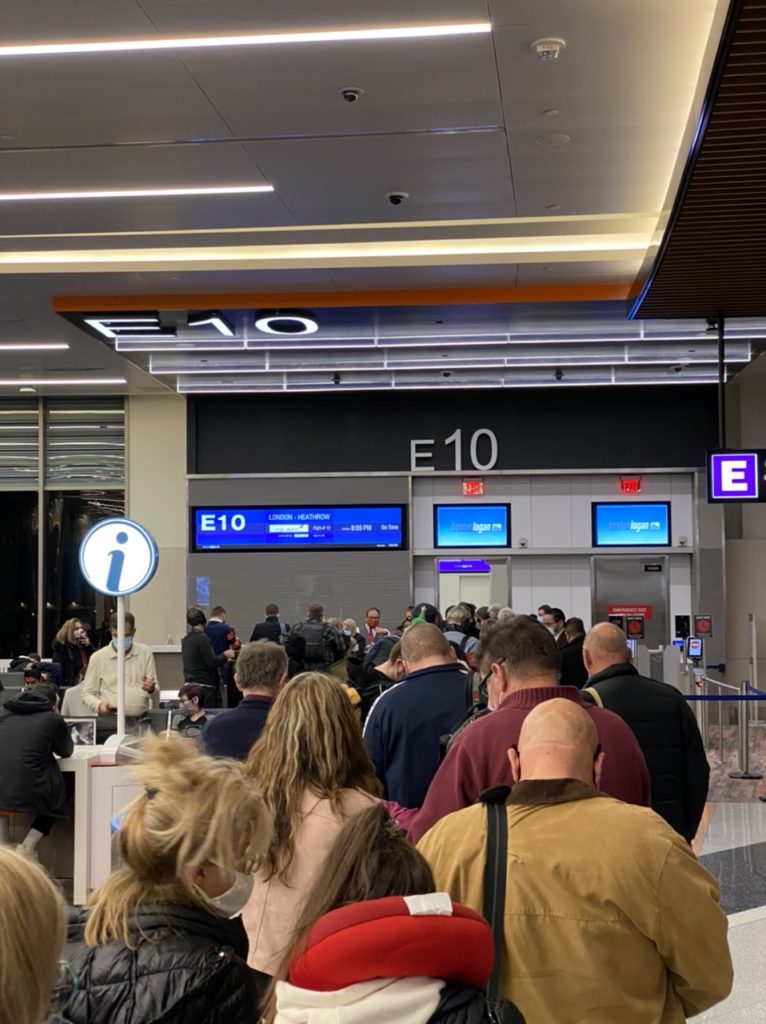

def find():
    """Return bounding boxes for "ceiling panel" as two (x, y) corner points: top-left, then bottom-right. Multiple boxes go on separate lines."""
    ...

(244, 131), (515, 223)
(141, 0), (489, 28)
(176, 36), (502, 139)
(0, 55), (232, 148)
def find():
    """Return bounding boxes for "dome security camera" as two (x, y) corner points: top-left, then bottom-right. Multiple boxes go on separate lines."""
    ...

(339, 87), (363, 103)
(386, 191), (410, 206)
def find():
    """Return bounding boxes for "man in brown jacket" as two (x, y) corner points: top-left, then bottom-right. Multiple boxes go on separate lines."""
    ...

(418, 699), (732, 1024)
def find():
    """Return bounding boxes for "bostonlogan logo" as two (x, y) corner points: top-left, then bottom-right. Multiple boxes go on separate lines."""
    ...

(606, 517), (662, 534)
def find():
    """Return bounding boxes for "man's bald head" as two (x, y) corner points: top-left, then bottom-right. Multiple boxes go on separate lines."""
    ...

(509, 699), (604, 788)
(583, 622), (631, 676)
(400, 622), (451, 670)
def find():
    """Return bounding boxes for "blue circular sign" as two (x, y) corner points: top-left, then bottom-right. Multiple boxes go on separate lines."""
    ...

(78, 518), (159, 596)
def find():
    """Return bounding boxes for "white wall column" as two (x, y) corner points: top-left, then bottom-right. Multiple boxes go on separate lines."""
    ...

(126, 395), (187, 645)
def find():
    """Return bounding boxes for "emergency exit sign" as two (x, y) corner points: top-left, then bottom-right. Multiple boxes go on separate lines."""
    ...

(462, 479), (484, 496)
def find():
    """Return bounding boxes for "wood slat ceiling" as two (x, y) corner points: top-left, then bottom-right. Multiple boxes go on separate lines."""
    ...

(632, 0), (766, 319)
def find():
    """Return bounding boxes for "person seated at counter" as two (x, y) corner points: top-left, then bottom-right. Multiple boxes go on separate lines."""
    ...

(0, 682), (73, 856)
(176, 683), (208, 742)
(81, 613), (159, 734)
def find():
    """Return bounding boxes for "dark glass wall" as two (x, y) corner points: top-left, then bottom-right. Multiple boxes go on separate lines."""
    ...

(0, 493), (37, 657)
(45, 491), (124, 655)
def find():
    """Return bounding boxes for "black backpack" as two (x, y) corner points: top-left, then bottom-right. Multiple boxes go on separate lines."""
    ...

(294, 620), (332, 665)
(438, 671), (488, 762)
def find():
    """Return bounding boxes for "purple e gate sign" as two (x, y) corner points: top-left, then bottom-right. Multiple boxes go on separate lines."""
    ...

(709, 452), (760, 501)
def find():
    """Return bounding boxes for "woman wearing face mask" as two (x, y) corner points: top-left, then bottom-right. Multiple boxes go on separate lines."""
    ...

(51, 618), (94, 691)
(63, 733), (272, 1024)
(176, 683), (208, 742)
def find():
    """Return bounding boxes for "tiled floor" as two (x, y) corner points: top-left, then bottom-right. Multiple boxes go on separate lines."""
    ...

(695, 905), (766, 1022)
(694, 802), (766, 1022)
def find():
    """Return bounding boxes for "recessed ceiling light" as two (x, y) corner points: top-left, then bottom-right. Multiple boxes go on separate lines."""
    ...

(542, 109), (559, 116)
(0, 23), (492, 58)
(0, 378), (126, 386)
(0, 342), (69, 350)
(546, 204), (561, 210)
(0, 185), (273, 202)
(19, 386), (37, 393)
(534, 133), (571, 147)
(0, 133), (14, 141)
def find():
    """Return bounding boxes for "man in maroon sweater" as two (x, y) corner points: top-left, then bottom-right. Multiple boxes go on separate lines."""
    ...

(410, 617), (651, 844)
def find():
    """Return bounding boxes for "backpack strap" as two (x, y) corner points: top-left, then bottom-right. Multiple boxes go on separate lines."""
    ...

(480, 787), (510, 1001)
(584, 686), (604, 708)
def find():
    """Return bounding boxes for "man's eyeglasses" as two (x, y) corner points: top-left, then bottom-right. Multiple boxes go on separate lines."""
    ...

(480, 656), (506, 691)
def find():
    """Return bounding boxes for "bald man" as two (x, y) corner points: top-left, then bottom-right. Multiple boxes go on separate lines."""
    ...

(418, 700), (732, 1024)
(362, 622), (469, 807)
(582, 622), (709, 842)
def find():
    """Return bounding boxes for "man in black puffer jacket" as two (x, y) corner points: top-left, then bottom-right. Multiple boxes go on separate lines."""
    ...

(64, 904), (258, 1024)
(581, 622), (709, 843)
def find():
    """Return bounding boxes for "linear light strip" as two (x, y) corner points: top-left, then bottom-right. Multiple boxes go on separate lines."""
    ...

(0, 185), (273, 202)
(177, 377), (722, 394)
(151, 355), (746, 376)
(0, 378), (126, 385)
(0, 342), (69, 350)
(0, 23), (492, 58)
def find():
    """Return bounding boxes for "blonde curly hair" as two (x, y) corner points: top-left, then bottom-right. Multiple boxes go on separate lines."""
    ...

(85, 732), (272, 948)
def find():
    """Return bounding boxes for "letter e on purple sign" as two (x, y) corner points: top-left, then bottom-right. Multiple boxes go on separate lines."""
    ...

(710, 452), (759, 500)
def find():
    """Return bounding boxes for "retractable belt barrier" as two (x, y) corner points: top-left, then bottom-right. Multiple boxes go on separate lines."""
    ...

(683, 686), (765, 781)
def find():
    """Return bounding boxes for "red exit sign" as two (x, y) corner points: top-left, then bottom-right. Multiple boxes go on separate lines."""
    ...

(462, 479), (484, 496)
(620, 476), (642, 495)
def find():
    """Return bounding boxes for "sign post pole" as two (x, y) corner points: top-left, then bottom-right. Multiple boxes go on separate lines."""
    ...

(116, 594), (126, 738)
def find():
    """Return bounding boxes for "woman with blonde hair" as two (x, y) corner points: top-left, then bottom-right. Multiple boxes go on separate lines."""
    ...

(52, 617), (94, 690)
(243, 672), (380, 999)
(63, 733), (272, 1024)
(0, 846), (67, 1024)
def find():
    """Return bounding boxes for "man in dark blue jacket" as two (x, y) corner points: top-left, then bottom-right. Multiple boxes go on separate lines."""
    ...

(363, 623), (468, 807)
(202, 640), (287, 761)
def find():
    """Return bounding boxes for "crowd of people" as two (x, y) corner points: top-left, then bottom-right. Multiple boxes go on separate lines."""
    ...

(0, 599), (732, 1024)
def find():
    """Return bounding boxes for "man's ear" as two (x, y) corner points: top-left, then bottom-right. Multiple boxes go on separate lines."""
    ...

(507, 746), (521, 784)
(593, 750), (606, 790)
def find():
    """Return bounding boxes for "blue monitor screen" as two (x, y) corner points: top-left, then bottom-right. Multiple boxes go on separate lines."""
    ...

(592, 502), (671, 547)
(434, 504), (510, 548)
(192, 505), (406, 552)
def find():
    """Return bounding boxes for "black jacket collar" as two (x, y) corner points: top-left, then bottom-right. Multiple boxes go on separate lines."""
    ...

(587, 662), (639, 686)
(68, 903), (249, 959)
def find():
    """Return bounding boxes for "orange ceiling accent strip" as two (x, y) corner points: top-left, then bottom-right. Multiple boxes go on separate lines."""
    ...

(53, 283), (630, 313)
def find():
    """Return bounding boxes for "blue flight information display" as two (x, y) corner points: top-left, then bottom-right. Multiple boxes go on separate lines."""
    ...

(192, 505), (406, 552)
(434, 504), (510, 548)
(592, 502), (671, 547)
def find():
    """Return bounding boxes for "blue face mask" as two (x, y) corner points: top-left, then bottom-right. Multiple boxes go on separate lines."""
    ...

(111, 636), (133, 651)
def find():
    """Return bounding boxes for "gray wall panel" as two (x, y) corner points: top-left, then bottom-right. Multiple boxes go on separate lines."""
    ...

(188, 477), (410, 633)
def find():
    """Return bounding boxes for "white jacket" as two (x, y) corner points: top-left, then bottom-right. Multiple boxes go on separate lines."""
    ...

(275, 976), (445, 1024)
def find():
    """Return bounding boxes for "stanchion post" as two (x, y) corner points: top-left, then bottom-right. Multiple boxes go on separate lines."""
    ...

(729, 678), (764, 780)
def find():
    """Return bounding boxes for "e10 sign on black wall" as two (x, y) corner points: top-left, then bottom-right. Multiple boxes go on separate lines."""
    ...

(189, 386), (718, 475)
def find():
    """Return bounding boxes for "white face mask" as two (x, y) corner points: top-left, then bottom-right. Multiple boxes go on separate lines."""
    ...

(199, 871), (254, 918)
